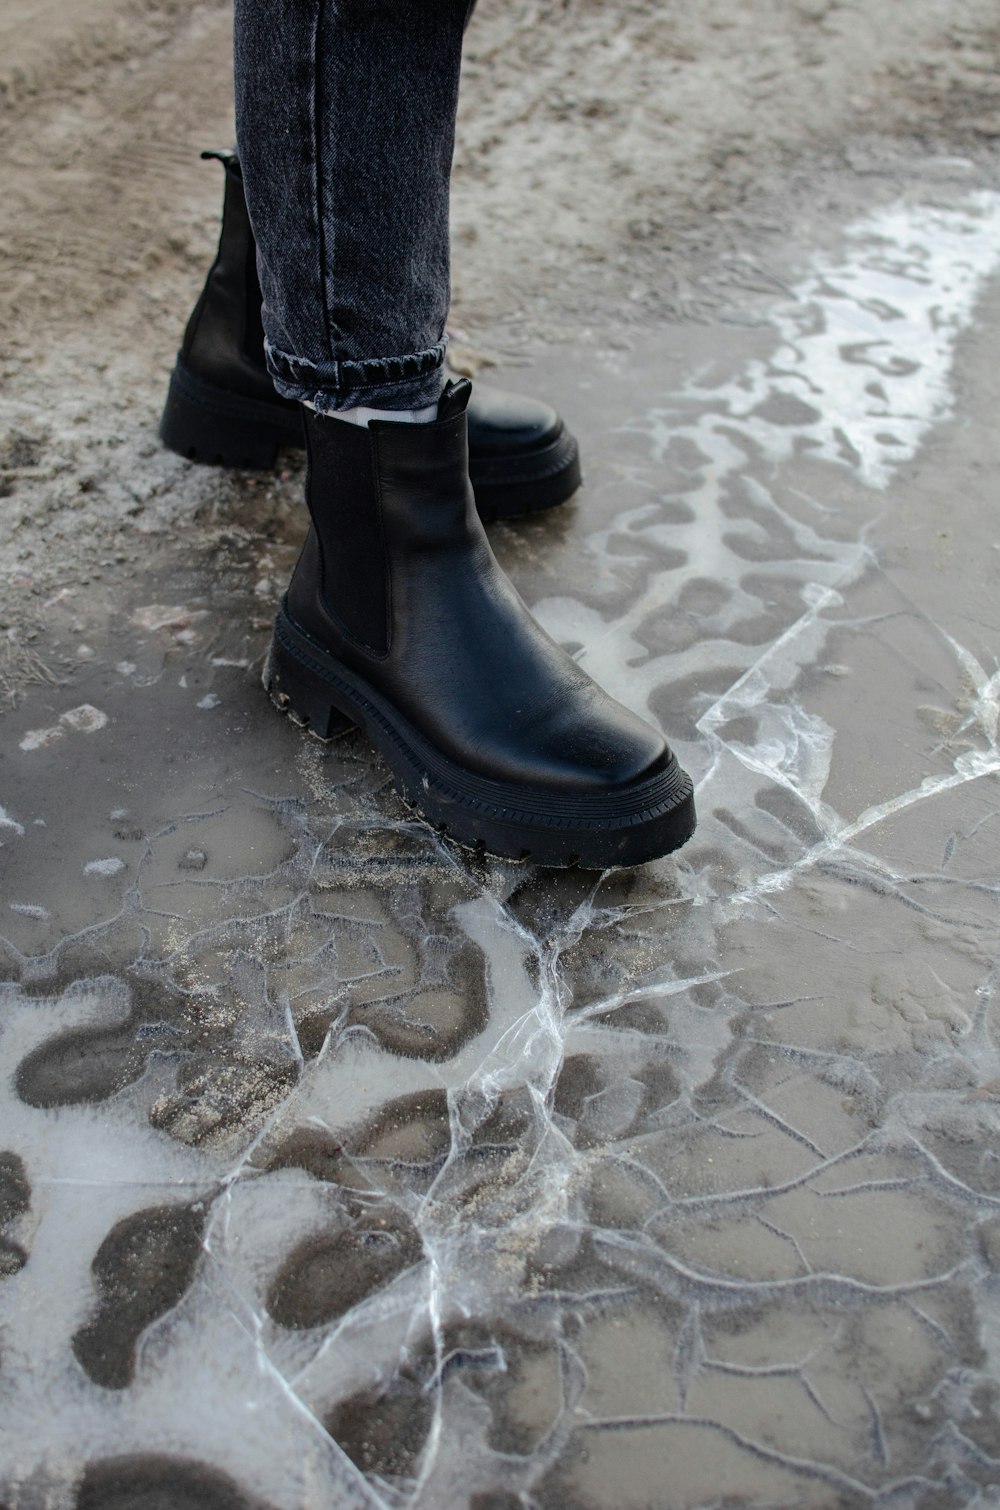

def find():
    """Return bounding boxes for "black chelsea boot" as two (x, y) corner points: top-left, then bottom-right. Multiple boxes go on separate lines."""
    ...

(160, 153), (582, 521)
(265, 380), (695, 868)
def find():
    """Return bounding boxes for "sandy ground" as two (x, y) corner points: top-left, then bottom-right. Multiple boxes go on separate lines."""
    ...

(2, 0), (1000, 648)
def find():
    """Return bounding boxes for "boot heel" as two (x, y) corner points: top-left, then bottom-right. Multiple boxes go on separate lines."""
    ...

(160, 361), (299, 470)
(264, 633), (355, 740)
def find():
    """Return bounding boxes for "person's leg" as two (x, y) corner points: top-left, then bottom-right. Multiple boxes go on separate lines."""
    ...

(234, 0), (471, 416)
(161, 0), (580, 509)
(233, 0), (695, 864)
(158, 147), (583, 513)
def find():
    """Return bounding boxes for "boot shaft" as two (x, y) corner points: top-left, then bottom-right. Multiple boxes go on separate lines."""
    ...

(289, 383), (477, 658)
(180, 152), (275, 401)
(269, 375), (693, 866)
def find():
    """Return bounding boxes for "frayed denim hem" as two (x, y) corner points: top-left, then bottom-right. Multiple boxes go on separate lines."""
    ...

(266, 338), (448, 411)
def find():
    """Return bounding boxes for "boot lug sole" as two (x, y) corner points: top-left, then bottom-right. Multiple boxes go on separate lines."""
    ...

(264, 608), (696, 870)
(160, 357), (303, 470)
(471, 427), (582, 522)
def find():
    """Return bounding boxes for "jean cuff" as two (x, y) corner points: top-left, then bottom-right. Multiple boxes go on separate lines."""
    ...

(265, 338), (448, 412)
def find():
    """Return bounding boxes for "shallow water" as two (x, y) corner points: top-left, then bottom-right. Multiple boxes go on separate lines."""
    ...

(2, 190), (1000, 1509)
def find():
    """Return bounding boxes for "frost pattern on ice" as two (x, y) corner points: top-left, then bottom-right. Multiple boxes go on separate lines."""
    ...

(2, 194), (1000, 1509)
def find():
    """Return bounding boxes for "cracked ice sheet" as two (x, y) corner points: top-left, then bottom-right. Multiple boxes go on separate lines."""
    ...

(3, 189), (1000, 1510)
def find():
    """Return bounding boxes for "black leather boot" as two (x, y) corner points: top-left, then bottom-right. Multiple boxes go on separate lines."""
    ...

(160, 153), (582, 522)
(265, 380), (695, 868)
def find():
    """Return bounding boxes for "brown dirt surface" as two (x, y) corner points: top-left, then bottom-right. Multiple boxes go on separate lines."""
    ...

(0, 0), (999, 632)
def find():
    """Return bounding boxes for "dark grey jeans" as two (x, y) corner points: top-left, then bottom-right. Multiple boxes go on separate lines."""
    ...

(233, 0), (475, 413)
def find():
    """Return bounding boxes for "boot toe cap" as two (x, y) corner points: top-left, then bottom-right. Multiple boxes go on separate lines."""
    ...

(467, 382), (563, 455)
(534, 692), (672, 796)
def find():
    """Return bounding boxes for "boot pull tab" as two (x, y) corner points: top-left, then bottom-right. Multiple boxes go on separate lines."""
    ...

(200, 148), (240, 176)
(437, 377), (472, 422)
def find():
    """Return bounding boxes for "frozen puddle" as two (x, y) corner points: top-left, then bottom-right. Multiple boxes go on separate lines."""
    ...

(536, 192), (1000, 734)
(2, 192), (1000, 1509)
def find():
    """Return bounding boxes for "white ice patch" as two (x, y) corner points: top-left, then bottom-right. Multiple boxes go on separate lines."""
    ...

(18, 704), (109, 752)
(18, 725), (65, 753)
(682, 192), (1000, 491)
(0, 804), (25, 836)
(133, 604), (209, 633)
(83, 857), (125, 877)
(60, 705), (108, 734)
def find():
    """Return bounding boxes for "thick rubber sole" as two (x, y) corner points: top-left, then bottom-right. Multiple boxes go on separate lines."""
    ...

(471, 426), (582, 523)
(160, 357), (303, 469)
(160, 356), (582, 519)
(264, 606), (697, 869)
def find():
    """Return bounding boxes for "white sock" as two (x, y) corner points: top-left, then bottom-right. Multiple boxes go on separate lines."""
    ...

(304, 400), (438, 427)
